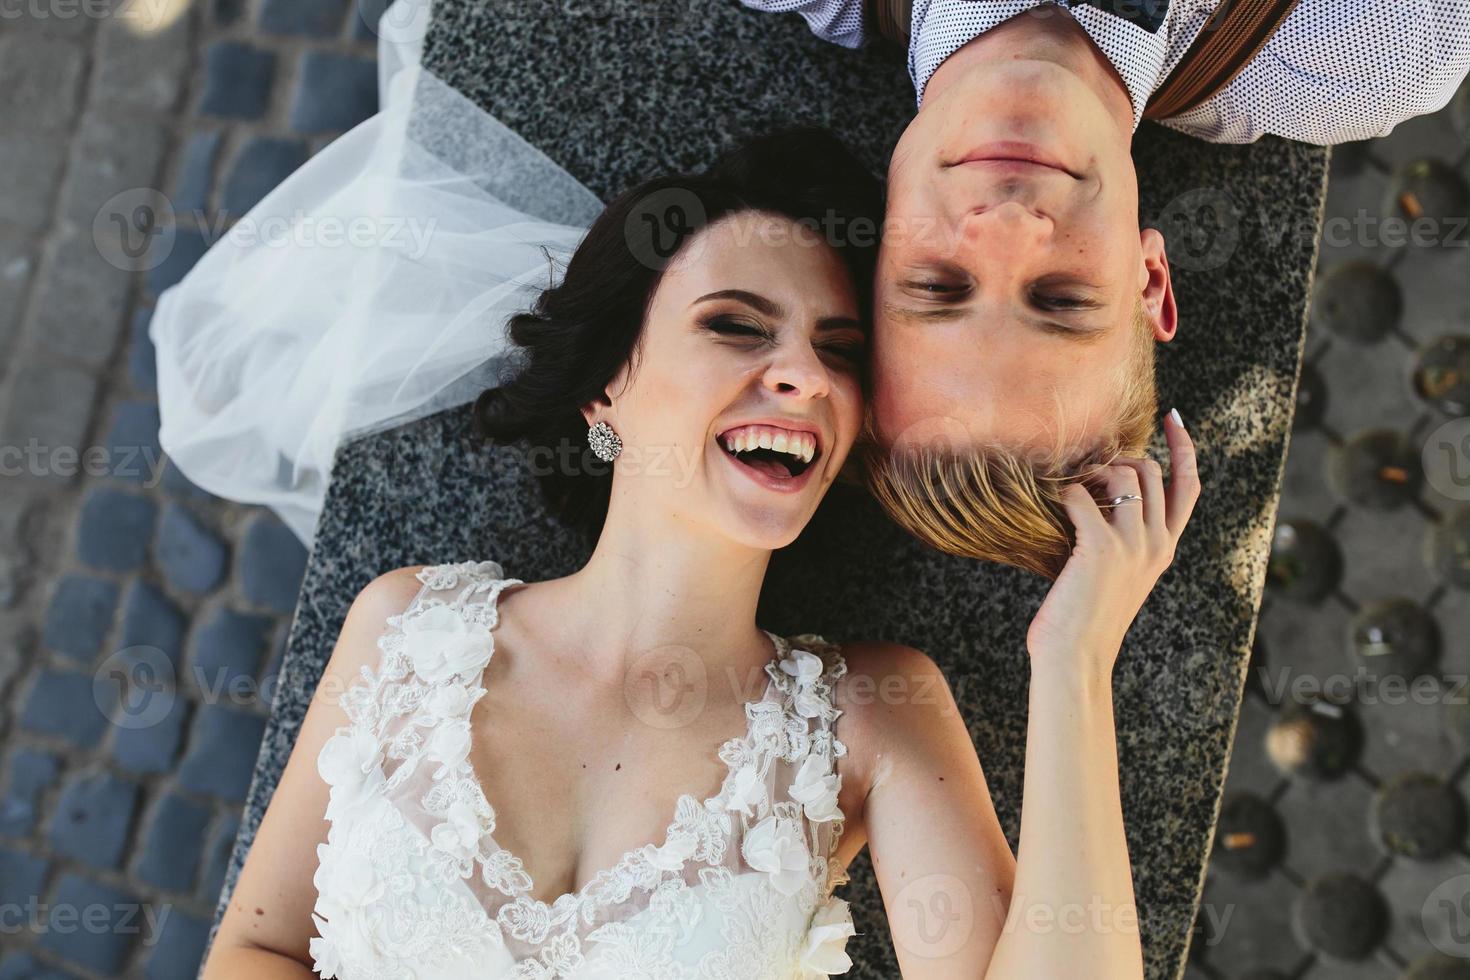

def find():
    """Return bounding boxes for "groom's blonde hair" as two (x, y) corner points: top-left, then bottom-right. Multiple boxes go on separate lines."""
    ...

(860, 301), (1158, 580)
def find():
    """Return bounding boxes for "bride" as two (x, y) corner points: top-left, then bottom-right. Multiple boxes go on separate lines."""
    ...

(173, 6), (1199, 979)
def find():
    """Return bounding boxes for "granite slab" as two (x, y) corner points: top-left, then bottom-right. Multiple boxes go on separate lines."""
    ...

(207, 1), (1330, 977)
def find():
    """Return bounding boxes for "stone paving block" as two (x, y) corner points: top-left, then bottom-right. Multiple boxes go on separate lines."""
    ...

(1254, 598), (1354, 707)
(1391, 239), (1470, 349)
(101, 400), (164, 486)
(1335, 505), (1442, 604)
(37, 873), (141, 973)
(1198, 869), (1304, 975)
(353, 0), (396, 40)
(155, 502), (228, 595)
(145, 224), (208, 296)
(190, 606), (271, 701)
(0, 358), (99, 486)
(76, 487), (156, 573)
(199, 42), (276, 120)
(0, 223), (36, 347)
(197, 810), (238, 904)
(1357, 676), (1465, 780)
(260, 0), (347, 37)
(142, 908), (211, 980)
(213, 0), (245, 25)
(42, 574), (120, 663)
(57, 109), (169, 231)
(1370, 106), (1470, 174)
(91, 4), (190, 113)
(0, 34), (84, 132)
(30, 232), (135, 372)
(290, 50), (377, 133)
(0, 953), (79, 980)
(119, 578), (186, 672)
(0, 845), (49, 908)
(177, 704), (266, 802)
(129, 305), (157, 393)
(1222, 693), (1285, 799)
(0, 124), (69, 232)
(49, 771), (138, 870)
(0, 747), (60, 837)
(110, 694), (189, 775)
(1376, 851), (1470, 963)
(259, 626), (286, 709)
(1296, 951), (1399, 978)
(1274, 770), (1381, 881)
(134, 792), (209, 892)
(171, 131), (222, 217)
(238, 513), (308, 614)
(19, 667), (110, 747)
(1278, 427), (1339, 523)
(1316, 340), (1427, 437)
(161, 456), (215, 502)
(221, 136), (307, 216)
(1318, 159), (1396, 269)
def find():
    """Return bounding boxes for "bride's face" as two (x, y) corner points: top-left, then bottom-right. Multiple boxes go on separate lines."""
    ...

(592, 210), (866, 550)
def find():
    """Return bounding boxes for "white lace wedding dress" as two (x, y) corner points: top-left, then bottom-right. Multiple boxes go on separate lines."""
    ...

(310, 560), (858, 979)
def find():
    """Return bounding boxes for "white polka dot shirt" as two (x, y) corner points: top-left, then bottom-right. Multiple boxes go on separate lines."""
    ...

(736, 0), (1470, 144)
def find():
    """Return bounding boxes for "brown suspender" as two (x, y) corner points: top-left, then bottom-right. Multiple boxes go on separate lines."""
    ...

(864, 0), (1303, 122)
(1144, 0), (1304, 119)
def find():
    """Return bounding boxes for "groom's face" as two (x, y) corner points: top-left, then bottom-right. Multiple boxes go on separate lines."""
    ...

(870, 57), (1174, 454)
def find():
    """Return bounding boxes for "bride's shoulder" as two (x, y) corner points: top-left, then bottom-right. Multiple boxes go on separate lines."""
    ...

(822, 639), (957, 746)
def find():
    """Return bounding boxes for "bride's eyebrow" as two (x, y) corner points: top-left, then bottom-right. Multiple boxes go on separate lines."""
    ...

(691, 289), (782, 317)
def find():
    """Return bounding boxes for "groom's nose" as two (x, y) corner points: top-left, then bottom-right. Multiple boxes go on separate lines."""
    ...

(959, 200), (1055, 244)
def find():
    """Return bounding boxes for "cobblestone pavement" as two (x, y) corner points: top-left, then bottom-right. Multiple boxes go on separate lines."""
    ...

(0, 1), (1467, 977)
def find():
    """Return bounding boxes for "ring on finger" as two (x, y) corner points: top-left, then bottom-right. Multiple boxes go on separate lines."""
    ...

(1101, 493), (1143, 508)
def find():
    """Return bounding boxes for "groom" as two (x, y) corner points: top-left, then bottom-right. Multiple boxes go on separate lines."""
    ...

(741, 0), (1470, 578)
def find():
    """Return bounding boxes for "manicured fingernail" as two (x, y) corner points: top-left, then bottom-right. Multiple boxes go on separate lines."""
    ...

(1169, 407), (1183, 427)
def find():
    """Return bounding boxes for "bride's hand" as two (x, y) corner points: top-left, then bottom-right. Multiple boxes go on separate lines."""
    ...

(1025, 410), (1200, 679)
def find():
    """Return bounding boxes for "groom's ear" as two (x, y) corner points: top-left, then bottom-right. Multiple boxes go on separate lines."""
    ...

(1139, 227), (1177, 342)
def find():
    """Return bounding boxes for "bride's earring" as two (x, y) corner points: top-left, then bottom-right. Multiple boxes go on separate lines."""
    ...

(587, 420), (623, 462)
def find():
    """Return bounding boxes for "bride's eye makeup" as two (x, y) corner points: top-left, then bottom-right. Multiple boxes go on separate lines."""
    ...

(699, 313), (774, 341)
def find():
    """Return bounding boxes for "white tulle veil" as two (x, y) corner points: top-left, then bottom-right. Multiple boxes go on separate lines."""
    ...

(150, 0), (602, 547)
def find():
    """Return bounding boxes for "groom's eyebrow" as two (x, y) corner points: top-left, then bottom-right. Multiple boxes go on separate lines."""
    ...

(694, 289), (863, 333)
(883, 301), (1105, 341)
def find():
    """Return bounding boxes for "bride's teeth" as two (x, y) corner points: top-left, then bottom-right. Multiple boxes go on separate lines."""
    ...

(757, 431), (772, 450)
(772, 433), (788, 454)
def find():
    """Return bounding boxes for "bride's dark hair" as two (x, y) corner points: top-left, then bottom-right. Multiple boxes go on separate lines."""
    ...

(472, 127), (883, 539)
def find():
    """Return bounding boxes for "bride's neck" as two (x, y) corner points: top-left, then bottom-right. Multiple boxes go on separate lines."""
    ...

(524, 491), (774, 688)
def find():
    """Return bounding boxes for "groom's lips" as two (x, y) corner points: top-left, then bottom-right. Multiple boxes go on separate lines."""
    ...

(947, 142), (1080, 180)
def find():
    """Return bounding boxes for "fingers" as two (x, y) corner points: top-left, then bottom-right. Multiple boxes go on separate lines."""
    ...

(1096, 463), (1145, 540)
(1163, 408), (1201, 540)
(1110, 455), (1166, 538)
(1058, 482), (1108, 543)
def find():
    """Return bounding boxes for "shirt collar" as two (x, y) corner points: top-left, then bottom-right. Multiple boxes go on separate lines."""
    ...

(909, 0), (1176, 130)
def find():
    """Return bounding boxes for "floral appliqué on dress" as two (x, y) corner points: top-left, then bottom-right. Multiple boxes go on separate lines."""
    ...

(310, 560), (857, 979)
